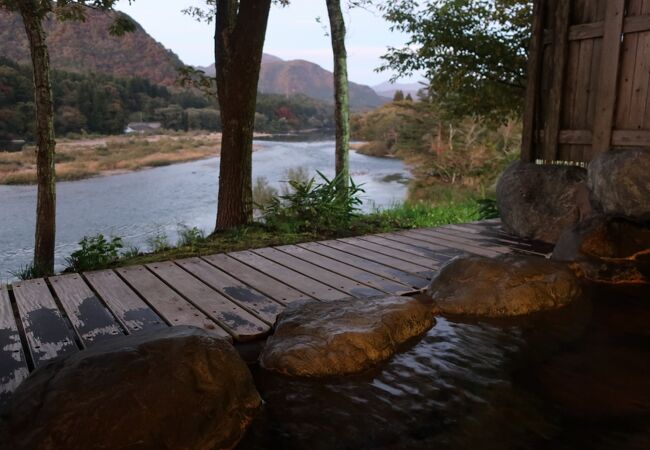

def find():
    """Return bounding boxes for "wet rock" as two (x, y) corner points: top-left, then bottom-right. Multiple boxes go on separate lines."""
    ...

(588, 148), (650, 222)
(260, 296), (435, 377)
(1, 326), (261, 450)
(496, 161), (590, 243)
(426, 255), (582, 317)
(552, 216), (650, 284)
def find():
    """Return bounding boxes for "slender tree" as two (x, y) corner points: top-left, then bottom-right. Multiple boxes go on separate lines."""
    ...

(325, 0), (350, 191)
(215, 0), (274, 229)
(0, 0), (133, 274)
(184, 0), (284, 230)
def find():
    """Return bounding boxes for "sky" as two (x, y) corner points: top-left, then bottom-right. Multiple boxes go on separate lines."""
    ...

(117, 0), (420, 86)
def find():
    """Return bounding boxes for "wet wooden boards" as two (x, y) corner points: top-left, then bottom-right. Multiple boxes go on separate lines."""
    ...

(0, 286), (29, 404)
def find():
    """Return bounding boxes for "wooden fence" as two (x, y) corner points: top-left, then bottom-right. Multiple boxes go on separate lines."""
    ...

(522, 0), (650, 164)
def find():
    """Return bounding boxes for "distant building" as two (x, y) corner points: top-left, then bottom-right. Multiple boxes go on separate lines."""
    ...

(0, 140), (26, 152)
(124, 122), (162, 134)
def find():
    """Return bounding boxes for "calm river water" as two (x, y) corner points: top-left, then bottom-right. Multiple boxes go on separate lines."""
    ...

(0, 140), (410, 281)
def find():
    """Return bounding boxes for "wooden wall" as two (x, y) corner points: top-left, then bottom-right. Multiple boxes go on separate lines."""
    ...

(522, 0), (650, 164)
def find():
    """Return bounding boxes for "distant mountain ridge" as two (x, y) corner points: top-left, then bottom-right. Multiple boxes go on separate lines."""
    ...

(0, 9), (386, 110)
(0, 9), (184, 86)
(372, 81), (424, 98)
(199, 57), (387, 110)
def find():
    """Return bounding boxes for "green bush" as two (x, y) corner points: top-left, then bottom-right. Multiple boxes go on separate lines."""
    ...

(177, 225), (206, 247)
(65, 234), (123, 272)
(10, 263), (50, 280)
(261, 171), (365, 233)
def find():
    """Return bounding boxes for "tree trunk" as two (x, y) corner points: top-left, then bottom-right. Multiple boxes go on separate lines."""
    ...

(19, 6), (56, 274)
(326, 0), (350, 190)
(214, 0), (272, 230)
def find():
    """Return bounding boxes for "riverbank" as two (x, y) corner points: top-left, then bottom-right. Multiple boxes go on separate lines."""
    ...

(1, 132), (264, 185)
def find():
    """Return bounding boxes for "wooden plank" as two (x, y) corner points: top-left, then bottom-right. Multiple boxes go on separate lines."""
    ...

(252, 247), (383, 298)
(49, 274), (124, 347)
(434, 226), (548, 257)
(558, 129), (592, 144)
(358, 234), (451, 261)
(0, 287), (29, 404)
(569, 21), (604, 40)
(175, 258), (284, 324)
(591, 0), (626, 156)
(84, 270), (165, 333)
(543, 0), (572, 161)
(12, 279), (78, 368)
(402, 229), (504, 258)
(275, 245), (412, 295)
(522, 0), (547, 161)
(612, 130), (650, 146)
(322, 239), (434, 275)
(377, 233), (465, 260)
(298, 242), (431, 289)
(147, 262), (270, 340)
(616, 1), (643, 129)
(228, 251), (348, 301)
(202, 254), (312, 305)
(336, 237), (437, 269)
(624, 14), (650, 34)
(116, 266), (231, 341)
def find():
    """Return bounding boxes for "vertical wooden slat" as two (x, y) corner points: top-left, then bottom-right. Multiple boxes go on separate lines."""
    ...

(543, 0), (572, 161)
(591, 0), (626, 156)
(521, 0), (547, 162)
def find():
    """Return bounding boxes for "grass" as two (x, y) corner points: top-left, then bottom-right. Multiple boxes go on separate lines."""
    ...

(113, 200), (480, 269)
(0, 133), (221, 185)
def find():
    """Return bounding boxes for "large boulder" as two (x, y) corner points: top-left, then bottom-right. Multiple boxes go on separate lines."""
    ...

(260, 296), (435, 377)
(588, 148), (650, 222)
(552, 216), (650, 284)
(496, 161), (590, 243)
(1, 326), (261, 450)
(426, 255), (582, 317)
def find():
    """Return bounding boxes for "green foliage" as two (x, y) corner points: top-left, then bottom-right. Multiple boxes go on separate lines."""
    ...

(146, 232), (170, 253)
(262, 171), (365, 233)
(10, 263), (50, 280)
(393, 90), (405, 102)
(176, 225), (206, 248)
(65, 234), (123, 272)
(379, 0), (532, 121)
(368, 201), (479, 229)
(0, 57), (335, 139)
(476, 198), (499, 220)
(352, 100), (521, 200)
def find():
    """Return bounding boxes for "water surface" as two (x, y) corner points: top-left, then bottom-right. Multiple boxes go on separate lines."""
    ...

(0, 140), (410, 281)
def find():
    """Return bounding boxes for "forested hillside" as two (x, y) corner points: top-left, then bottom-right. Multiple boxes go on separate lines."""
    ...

(0, 9), (183, 86)
(0, 58), (334, 140)
(0, 10), (385, 110)
(352, 99), (521, 201)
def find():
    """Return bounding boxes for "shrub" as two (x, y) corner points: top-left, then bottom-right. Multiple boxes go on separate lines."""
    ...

(177, 225), (205, 247)
(146, 232), (171, 253)
(261, 171), (365, 233)
(65, 234), (123, 272)
(10, 263), (50, 280)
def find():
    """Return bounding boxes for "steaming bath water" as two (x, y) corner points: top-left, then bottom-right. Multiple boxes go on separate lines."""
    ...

(239, 284), (649, 450)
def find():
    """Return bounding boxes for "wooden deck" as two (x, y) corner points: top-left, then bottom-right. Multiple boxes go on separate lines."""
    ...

(0, 220), (551, 404)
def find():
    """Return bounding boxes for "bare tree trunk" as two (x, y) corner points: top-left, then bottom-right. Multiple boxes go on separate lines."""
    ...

(214, 0), (272, 230)
(19, 6), (56, 274)
(326, 0), (350, 190)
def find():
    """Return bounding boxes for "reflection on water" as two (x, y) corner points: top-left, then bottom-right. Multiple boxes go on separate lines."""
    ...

(239, 285), (650, 450)
(0, 140), (411, 280)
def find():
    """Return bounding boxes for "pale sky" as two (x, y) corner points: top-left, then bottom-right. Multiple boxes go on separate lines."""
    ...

(117, 0), (420, 86)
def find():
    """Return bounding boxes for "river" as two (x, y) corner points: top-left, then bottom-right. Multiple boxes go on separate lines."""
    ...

(0, 140), (411, 281)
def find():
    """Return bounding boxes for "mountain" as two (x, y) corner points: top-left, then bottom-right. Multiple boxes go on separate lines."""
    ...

(0, 9), (184, 86)
(373, 81), (425, 99)
(200, 57), (387, 110)
(0, 9), (386, 109)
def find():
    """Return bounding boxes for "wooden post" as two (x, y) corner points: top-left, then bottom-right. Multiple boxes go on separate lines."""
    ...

(591, 0), (626, 157)
(521, 0), (546, 162)
(542, 0), (571, 162)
